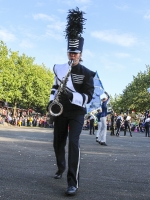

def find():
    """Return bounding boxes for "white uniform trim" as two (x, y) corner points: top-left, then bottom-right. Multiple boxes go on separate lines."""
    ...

(145, 117), (150, 122)
(83, 94), (88, 107)
(76, 147), (80, 188)
(49, 76), (57, 101)
(54, 63), (76, 92)
(72, 92), (85, 107)
(72, 73), (85, 84)
(69, 39), (79, 48)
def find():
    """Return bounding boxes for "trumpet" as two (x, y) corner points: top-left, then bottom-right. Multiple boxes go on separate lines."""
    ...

(48, 60), (73, 116)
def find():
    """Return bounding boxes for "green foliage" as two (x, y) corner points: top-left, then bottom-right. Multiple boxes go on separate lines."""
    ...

(0, 40), (54, 114)
(111, 65), (150, 113)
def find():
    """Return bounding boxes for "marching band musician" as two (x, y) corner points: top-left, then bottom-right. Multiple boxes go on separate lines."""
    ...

(47, 8), (95, 196)
(99, 91), (110, 146)
(110, 111), (117, 136)
(96, 108), (102, 142)
(124, 113), (132, 137)
(116, 113), (123, 136)
(144, 114), (150, 137)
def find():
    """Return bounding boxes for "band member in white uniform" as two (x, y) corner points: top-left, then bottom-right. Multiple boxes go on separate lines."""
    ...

(96, 108), (102, 142)
(99, 92), (110, 146)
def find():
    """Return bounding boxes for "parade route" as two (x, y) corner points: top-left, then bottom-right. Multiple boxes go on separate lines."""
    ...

(0, 127), (150, 200)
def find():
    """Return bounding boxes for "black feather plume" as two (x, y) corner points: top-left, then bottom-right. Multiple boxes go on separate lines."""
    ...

(65, 7), (86, 39)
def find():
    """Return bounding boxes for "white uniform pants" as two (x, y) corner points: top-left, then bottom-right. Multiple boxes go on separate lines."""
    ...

(100, 116), (107, 143)
(96, 122), (101, 141)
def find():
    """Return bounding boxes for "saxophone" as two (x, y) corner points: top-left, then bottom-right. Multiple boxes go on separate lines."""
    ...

(48, 60), (73, 116)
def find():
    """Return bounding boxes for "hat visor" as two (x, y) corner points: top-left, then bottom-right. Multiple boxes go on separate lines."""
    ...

(67, 49), (81, 53)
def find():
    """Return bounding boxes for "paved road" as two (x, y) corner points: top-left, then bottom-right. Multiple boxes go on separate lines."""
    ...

(0, 126), (150, 200)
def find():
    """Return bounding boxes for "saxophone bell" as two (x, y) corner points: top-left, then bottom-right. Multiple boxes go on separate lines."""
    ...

(49, 100), (63, 117)
(48, 60), (73, 117)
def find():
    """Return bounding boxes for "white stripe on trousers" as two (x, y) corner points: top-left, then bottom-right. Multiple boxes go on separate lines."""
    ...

(76, 147), (80, 188)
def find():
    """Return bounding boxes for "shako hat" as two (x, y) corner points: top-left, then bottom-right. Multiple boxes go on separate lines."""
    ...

(65, 7), (86, 53)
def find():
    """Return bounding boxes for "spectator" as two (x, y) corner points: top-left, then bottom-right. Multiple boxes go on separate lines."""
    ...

(89, 114), (95, 135)
(18, 117), (22, 127)
(0, 115), (4, 125)
(7, 115), (12, 125)
(29, 116), (33, 127)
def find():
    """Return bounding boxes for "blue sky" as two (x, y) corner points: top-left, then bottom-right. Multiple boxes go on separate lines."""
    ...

(0, 0), (150, 97)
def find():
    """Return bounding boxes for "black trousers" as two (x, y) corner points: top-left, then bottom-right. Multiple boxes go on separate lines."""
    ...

(110, 123), (115, 135)
(116, 123), (121, 135)
(124, 122), (132, 136)
(53, 113), (84, 188)
(145, 123), (150, 137)
(89, 120), (94, 134)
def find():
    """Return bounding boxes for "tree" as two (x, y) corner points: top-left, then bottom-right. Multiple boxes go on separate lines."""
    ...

(0, 41), (54, 115)
(111, 65), (150, 113)
(0, 41), (10, 100)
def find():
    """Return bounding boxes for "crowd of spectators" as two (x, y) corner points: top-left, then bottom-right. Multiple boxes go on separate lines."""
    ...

(0, 106), (54, 128)
(0, 106), (149, 133)
(0, 114), (53, 128)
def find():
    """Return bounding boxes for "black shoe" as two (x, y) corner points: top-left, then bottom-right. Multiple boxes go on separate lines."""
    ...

(54, 171), (62, 179)
(101, 142), (107, 146)
(65, 186), (77, 196)
(130, 134), (132, 137)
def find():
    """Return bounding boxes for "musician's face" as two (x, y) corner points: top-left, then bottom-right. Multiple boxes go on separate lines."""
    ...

(68, 52), (81, 66)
